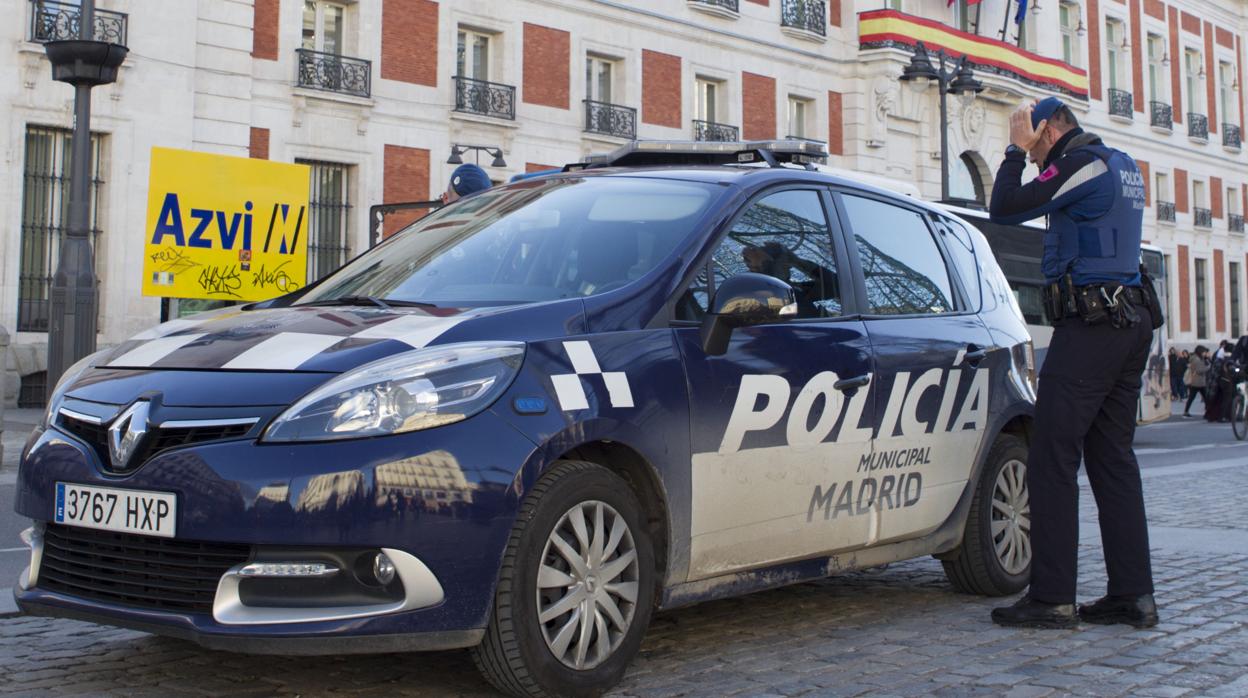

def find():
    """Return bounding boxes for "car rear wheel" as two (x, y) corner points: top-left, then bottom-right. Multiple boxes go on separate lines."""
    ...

(472, 460), (655, 698)
(942, 434), (1030, 596)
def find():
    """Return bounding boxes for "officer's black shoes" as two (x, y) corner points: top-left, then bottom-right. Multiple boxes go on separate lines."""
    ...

(1078, 593), (1159, 628)
(991, 595), (1079, 629)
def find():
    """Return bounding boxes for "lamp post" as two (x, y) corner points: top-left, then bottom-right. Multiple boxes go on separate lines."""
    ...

(447, 144), (507, 168)
(899, 42), (984, 203)
(42, 0), (127, 398)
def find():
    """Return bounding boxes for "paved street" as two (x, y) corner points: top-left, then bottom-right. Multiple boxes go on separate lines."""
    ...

(2, 404), (1247, 696)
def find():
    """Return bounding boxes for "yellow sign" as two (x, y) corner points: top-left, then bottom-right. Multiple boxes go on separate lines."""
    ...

(142, 147), (311, 301)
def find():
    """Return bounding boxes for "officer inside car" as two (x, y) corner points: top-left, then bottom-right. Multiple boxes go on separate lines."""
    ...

(988, 97), (1161, 629)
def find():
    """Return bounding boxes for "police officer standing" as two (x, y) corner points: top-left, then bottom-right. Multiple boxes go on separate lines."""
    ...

(988, 97), (1159, 629)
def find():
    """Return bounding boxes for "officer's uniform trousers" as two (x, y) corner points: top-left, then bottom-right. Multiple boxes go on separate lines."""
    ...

(1027, 303), (1155, 604)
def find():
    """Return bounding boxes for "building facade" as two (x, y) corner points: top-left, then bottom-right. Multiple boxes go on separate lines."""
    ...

(1, 0), (1246, 404)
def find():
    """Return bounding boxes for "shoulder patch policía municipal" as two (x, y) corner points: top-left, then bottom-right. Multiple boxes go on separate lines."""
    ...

(550, 341), (634, 411)
(1038, 163), (1059, 182)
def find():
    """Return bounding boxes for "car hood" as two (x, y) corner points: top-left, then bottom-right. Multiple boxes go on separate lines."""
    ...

(87, 301), (584, 375)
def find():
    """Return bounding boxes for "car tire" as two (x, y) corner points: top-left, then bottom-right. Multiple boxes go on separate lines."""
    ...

(941, 434), (1030, 596)
(472, 460), (655, 698)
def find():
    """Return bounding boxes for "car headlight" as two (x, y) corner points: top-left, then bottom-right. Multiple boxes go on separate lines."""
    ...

(263, 342), (525, 442)
(43, 350), (106, 426)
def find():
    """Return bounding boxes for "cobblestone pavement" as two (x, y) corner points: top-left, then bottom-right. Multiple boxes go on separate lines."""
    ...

(3, 461), (1248, 696)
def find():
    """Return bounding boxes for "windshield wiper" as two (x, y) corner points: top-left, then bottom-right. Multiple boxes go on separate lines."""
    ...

(301, 296), (438, 310)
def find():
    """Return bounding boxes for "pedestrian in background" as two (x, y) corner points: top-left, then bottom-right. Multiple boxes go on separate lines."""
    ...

(1167, 347), (1182, 400)
(1174, 350), (1189, 402)
(1184, 346), (1209, 417)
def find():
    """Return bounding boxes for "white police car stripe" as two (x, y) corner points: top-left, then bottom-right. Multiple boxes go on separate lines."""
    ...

(551, 341), (633, 411)
(107, 333), (207, 368)
(352, 315), (464, 349)
(222, 332), (345, 370)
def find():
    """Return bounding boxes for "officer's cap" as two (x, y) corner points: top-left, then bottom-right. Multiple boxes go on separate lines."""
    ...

(450, 163), (492, 197)
(1031, 97), (1066, 130)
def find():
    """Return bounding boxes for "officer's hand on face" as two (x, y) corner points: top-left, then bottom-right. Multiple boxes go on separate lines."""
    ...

(1009, 103), (1047, 151)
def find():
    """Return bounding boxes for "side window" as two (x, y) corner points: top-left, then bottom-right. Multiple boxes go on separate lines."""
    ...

(935, 216), (981, 312)
(678, 189), (841, 320)
(840, 194), (955, 316)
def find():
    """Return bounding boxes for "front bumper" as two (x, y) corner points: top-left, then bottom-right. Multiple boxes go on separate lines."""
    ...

(13, 408), (536, 649)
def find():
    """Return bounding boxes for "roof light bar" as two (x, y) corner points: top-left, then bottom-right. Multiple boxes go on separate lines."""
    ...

(576, 138), (829, 170)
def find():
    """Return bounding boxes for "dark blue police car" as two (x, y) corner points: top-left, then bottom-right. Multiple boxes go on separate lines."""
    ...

(15, 141), (1036, 697)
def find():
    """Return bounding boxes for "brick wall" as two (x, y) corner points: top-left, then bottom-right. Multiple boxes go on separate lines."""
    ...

(523, 23), (570, 109)
(252, 0), (279, 60)
(1143, 0), (1164, 20)
(1216, 27), (1234, 50)
(526, 162), (557, 173)
(1215, 249), (1227, 334)
(829, 0), (841, 28)
(1130, 0), (1144, 112)
(1169, 7), (1182, 125)
(742, 72), (776, 140)
(642, 50), (682, 129)
(381, 0), (439, 87)
(1180, 11), (1200, 34)
(1176, 168), (1189, 212)
(1178, 244), (1191, 332)
(1088, 0), (1102, 100)
(249, 127), (269, 160)
(1212, 176), (1224, 218)
(383, 145), (431, 237)
(828, 91), (843, 156)
(1205, 22), (1217, 134)
(1138, 160), (1151, 205)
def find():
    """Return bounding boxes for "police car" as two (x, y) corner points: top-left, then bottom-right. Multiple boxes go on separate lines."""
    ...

(16, 140), (1036, 697)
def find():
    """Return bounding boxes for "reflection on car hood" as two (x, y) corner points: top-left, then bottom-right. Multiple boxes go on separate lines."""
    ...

(93, 302), (573, 374)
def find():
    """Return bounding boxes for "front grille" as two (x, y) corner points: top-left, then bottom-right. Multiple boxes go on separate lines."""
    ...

(58, 413), (254, 471)
(38, 524), (251, 614)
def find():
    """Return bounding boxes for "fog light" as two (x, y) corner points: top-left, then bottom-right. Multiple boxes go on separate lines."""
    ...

(373, 552), (396, 585)
(239, 562), (339, 578)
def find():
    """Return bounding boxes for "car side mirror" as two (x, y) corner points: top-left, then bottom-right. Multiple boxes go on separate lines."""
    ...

(699, 272), (798, 356)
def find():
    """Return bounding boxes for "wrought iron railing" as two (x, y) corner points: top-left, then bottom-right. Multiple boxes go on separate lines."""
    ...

(1156, 201), (1176, 222)
(1150, 101), (1172, 130)
(296, 49), (371, 98)
(29, 0), (127, 44)
(454, 76), (516, 120)
(689, 0), (739, 12)
(1223, 123), (1242, 149)
(1230, 213), (1245, 233)
(1108, 88), (1133, 119)
(584, 100), (637, 139)
(1194, 207), (1213, 228)
(781, 0), (827, 36)
(1188, 112), (1209, 140)
(693, 119), (740, 142)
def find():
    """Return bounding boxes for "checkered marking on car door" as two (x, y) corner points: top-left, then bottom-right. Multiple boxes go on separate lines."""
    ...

(550, 341), (634, 411)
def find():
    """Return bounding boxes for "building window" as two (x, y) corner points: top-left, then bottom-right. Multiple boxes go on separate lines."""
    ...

(1219, 61), (1236, 125)
(457, 29), (492, 81)
(1185, 49), (1201, 114)
(299, 160), (352, 283)
(586, 55), (615, 104)
(19, 125), (104, 333)
(1147, 34), (1166, 104)
(1105, 19), (1125, 90)
(302, 1), (345, 55)
(1156, 172), (1169, 202)
(787, 96), (813, 139)
(1060, 2), (1081, 66)
(1195, 257), (1208, 339)
(695, 77), (724, 123)
(1194, 179), (1207, 210)
(952, 0), (972, 33)
(1231, 261), (1242, 338)
(885, 0), (902, 9)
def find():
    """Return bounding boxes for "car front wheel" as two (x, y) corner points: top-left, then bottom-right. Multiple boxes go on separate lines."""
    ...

(942, 434), (1030, 596)
(472, 460), (655, 698)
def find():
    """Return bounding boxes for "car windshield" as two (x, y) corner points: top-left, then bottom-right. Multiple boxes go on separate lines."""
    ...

(296, 176), (722, 307)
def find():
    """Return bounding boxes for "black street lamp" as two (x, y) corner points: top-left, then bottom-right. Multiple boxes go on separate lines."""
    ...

(42, 0), (128, 398)
(447, 144), (507, 168)
(899, 42), (984, 203)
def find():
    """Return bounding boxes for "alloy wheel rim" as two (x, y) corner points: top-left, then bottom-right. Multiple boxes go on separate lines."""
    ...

(991, 458), (1031, 575)
(536, 500), (639, 670)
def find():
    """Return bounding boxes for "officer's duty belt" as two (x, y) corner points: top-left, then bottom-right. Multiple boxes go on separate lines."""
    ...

(1042, 279), (1147, 324)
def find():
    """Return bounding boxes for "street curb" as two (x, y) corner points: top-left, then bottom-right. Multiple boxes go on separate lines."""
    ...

(0, 588), (19, 618)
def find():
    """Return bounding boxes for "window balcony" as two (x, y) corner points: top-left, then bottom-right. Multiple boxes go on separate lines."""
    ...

(1156, 201), (1176, 222)
(1108, 88), (1133, 120)
(29, 0), (126, 44)
(1224, 123), (1242, 150)
(297, 49), (371, 98)
(781, 0), (827, 37)
(1230, 213), (1244, 233)
(584, 100), (637, 139)
(1194, 207), (1213, 228)
(1149, 102), (1172, 131)
(454, 75), (516, 121)
(688, 0), (739, 18)
(1188, 113), (1209, 141)
(693, 119), (740, 142)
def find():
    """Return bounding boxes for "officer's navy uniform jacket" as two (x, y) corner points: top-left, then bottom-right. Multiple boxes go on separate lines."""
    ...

(989, 128), (1147, 286)
(986, 127), (1156, 607)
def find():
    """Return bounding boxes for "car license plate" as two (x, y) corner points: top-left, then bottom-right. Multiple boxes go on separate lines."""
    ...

(54, 482), (177, 538)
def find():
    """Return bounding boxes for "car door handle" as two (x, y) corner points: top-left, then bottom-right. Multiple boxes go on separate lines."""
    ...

(963, 346), (989, 366)
(834, 374), (871, 392)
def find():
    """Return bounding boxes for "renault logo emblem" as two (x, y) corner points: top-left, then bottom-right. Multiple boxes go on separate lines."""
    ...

(108, 401), (151, 470)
